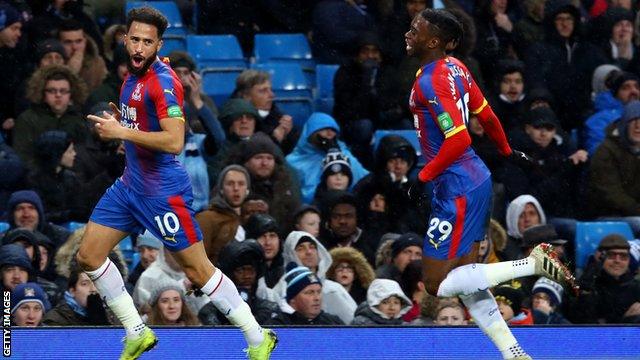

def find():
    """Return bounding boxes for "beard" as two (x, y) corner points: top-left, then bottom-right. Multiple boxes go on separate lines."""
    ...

(127, 51), (157, 77)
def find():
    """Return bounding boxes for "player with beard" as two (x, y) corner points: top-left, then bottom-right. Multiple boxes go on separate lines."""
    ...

(80, 7), (277, 360)
(405, 9), (577, 360)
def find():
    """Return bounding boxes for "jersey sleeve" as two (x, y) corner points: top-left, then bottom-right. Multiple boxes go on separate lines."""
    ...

(468, 74), (489, 116)
(418, 70), (466, 139)
(150, 71), (185, 121)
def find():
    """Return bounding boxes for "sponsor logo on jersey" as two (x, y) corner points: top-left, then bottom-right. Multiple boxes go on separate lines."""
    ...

(132, 83), (144, 101)
(428, 97), (438, 106)
(163, 88), (175, 96)
(167, 105), (183, 118)
(120, 103), (140, 130)
(437, 112), (454, 132)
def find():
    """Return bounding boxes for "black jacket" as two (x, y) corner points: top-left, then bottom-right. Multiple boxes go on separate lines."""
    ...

(266, 310), (344, 325)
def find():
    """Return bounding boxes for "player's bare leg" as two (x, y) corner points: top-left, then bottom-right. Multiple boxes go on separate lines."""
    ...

(171, 242), (277, 359)
(77, 222), (156, 360)
(424, 242), (576, 359)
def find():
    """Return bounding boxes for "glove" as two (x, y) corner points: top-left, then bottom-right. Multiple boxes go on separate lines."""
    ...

(86, 293), (110, 325)
(407, 180), (427, 204)
(508, 149), (536, 169)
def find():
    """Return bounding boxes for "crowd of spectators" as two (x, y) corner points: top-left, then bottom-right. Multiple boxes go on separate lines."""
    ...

(1, 0), (639, 328)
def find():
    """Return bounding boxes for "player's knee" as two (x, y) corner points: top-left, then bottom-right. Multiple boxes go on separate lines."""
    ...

(437, 263), (490, 297)
(76, 249), (102, 271)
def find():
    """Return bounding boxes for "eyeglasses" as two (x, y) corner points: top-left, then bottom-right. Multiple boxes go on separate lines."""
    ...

(605, 251), (630, 261)
(44, 88), (71, 95)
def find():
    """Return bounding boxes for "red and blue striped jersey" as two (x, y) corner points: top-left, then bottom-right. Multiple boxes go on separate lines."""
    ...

(409, 56), (491, 198)
(119, 58), (190, 196)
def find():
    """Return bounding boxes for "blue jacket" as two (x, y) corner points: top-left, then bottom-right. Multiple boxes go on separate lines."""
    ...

(583, 91), (623, 155)
(285, 113), (368, 204)
(177, 132), (209, 212)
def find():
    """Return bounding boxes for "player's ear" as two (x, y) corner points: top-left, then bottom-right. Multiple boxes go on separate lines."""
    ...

(157, 38), (163, 52)
(428, 37), (440, 49)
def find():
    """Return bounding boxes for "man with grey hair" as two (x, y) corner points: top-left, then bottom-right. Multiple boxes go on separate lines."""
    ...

(233, 69), (299, 154)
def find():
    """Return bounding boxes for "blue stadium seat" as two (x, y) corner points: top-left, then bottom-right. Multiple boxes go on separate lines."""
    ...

(0, 222), (9, 233)
(186, 35), (245, 69)
(158, 35), (186, 56)
(119, 236), (134, 252)
(125, 1), (186, 36)
(315, 64), (339, 113)
(251, 63), (312, 98)
(275, 97), (314, 129)
(129, 252), (141, 273)
(253, 34), (315, 86)
(202, 67), (245, 107)
(62, 222), (86, 232)
(575, 221), (634, 271)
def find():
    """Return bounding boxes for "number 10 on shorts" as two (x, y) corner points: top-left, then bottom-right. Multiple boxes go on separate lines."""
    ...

(154, 212), (181, 239)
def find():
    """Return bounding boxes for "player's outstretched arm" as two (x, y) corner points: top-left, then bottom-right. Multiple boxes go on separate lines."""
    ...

(87, 109), (185, 154)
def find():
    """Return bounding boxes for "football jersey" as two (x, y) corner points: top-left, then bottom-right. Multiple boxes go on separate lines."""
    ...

(409, 56), (491, 199)
(119, 58), (191, 196)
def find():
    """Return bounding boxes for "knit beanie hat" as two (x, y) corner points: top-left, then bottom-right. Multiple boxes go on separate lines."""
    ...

(598, 234), (631, 251)
(216, 164), (251, 195)
(493, 284), (525, 316)
(240, 132), (281, 163)
(219, 99), (260, 131)
(11, 282), (51, 313)
(0, 244), (33, 273)
(35, 39), (66, 63)
(391, 232), (423, 259)
(532, 277), (563, 306)
(610, 71), (640, 97)
(321, 148), (352, 184)
(285, 262), (321, 302)
(245, 213), (279, 240)
(148, 279), (185, 306)
(0, 3), (21, 31)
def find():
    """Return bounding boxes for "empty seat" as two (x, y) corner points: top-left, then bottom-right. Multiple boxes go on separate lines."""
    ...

(275, 97), (314, 129)
(186, 35), (245, 68)
(251, 63), (312, 98)
(0, 222), (9, 233)
(202, 68), (245, 107)
(125, 1), (186, 36)
(315, 64), (339, 113)
(575, 221), (634, 271)
(159, 35), (186, 56)
(253, 33), (314, 67)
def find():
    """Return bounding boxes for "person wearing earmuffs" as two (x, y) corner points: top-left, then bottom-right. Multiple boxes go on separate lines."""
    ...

(196, 165), (252, 265)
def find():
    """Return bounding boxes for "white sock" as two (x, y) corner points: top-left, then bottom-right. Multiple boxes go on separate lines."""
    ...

(438, 260), (536, 297)
(201, 269), (264, 347)
(85, 258), (145, 339)
(460, 290), (528, 359)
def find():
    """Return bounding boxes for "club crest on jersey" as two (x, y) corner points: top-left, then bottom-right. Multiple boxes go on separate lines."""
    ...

(132, 83), (144, 101)
(437, 112), (454, 132)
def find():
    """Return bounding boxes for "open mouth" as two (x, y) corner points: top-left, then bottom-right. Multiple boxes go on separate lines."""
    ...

(131, 55), (145, 68)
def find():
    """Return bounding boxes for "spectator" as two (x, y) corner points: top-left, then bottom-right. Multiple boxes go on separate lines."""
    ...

(351, 278), (412, 325)
(313, 149), (353, 205)
(199, 240), (281, 325)
(286, 112), (368, 204)
(0, 136), (26, 218)
(591, 64), (622, 99)
(133, 246), (210, 316)
(570, 234), (640, 323)
(227, 133), (301, 231)
(233, 70), (299, 154)
(5, 190), (71, 248)
(168, 51), (223, 140)
(29, 130), (94, 223)
(0, 3), (27, 140)
(42, 265), (109, 325)
(57, 19), (107, 91)
(14, 65), (88, 169)
(513, 0), (547, 57)
(353, 134), (425, 235)
(258, 231), (357, 324)
(503, 195), (547, 262)
(374, 232), (402, 269)
(584, 71), (639, 155)
(240, 194), (270, 225)
(245, 213), (284, 290)
(333, 32), (403, 166)
(85, 44), (128, 111)
(207, 99), (260, 183)
(11, 282), (50, 327)
(178, 122), (212, 213)
(147, 281), (200, 326)
(503, 107), (588, 221)
(433, 298), (468, 326)
(472, 0), (518, 81)
(196, 165), (250, 264)
(318, 190), (377, 265)
(267, 263), (344, 325)
(478, 219), (508, 264)
(398, 259), (426, 323)
(525, 0), (607, 130)
(493, 284), (534, 325)
(588, 100), (640, 235)
(489, 59), (528, 133)
(375, 232), (423, 283)
(325, 247), (375, 304)
(531, 277), (571, 324)
(597, 7), (638, 71)
(127, 231), (162, 289)
(101, 24), (126, 65)
(292, 205), (321, 238)
(311, 0), (376, 64)
(0, 244), (33, 292)
(30, 0), (103, 51)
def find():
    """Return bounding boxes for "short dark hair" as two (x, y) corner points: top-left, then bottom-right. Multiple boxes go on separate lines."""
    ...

(67, 264), (83, 289)
(420, 9), (463, 51)
(58, 19), (84, 34)
(126, 6), (168, 38)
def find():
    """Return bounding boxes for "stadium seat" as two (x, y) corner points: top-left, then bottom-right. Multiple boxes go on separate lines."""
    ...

(251, 63), (312, 98)
(125, 1), (186, 36)
(575, 221), (634, 271)
(186, 35), (245, 68)
(315, 64), (339, 113)
(0, 222), (9, 233)
(253, 34), (316, 86)
(62, 222), (86, 232)
(202, 67), (245, 107)
(275, 97), (314, 129)
(129, 252), (140, 273)
(158, 35), (186, 56)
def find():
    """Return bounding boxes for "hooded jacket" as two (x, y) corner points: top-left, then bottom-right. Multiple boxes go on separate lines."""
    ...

(502, 195), (547, 261)
(256, 230), (357, 324)
(584, 91), (624, 155)
(285, 113), (368, 203)
(325, 247), (376, 304)
(588, 122), (640, 217)
(351, 278), (412, 325)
